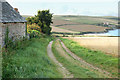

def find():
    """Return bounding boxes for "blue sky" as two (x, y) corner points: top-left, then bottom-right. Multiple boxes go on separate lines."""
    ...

(7, 0), (118, 16)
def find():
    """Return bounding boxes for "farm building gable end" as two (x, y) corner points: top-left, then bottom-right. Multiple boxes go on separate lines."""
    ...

(0, 0), (27, 47)
(0, 0), (26, 23)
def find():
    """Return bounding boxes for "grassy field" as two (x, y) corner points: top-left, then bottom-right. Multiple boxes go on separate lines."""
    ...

(65, 37), (118, 56)
(52, 15), (117, 33)
(60, 38), (118, 77)
(55, 24), (109, 32)
(53, 15), (117, 25)
(51, 26), (77, 33)
(2, 37), (63, 78)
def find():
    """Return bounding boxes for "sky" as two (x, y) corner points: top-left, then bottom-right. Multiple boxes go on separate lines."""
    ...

(7, 0), (119, 16)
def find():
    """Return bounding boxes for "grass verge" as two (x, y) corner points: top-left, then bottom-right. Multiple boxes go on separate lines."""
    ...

(2, 36), (62, 78)
(60, 38), (118, 77)
(0, 48), (2, 79)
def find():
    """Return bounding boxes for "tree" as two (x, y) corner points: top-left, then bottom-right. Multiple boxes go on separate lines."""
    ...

(26, 10), (53, 35)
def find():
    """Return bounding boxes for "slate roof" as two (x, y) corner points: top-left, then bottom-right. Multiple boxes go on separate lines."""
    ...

(0, 0), (27, 22)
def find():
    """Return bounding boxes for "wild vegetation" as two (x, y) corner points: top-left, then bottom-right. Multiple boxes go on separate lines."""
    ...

(3, 36), (64, 78)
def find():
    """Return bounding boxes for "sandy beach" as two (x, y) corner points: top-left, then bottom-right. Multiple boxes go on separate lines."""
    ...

(65, 37), (119, 56)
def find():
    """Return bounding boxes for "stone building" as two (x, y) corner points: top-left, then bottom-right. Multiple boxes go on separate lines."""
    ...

(0, 0), (27, 47)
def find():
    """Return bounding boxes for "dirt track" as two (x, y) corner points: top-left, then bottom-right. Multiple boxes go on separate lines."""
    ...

(47, 41), (73, 78)
(65, 37), (119, 56)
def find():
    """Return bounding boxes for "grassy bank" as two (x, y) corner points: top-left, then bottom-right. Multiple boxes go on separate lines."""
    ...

(0, 48), (2, 79)
(60, 38), (118, 77)
(52, 40), (106, 78)
(2, 36), (63, 78)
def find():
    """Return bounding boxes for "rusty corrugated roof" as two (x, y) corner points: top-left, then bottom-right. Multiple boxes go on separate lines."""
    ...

(0, 0), (27, 22)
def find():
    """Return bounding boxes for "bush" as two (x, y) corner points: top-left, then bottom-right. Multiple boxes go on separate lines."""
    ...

(27, 24), (41, 32)
(26, 10), (53, 35)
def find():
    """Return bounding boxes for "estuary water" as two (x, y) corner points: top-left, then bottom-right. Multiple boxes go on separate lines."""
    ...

(99, 29), (120, 36)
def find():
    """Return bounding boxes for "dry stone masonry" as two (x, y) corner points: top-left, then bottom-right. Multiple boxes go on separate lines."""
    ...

(0, 0), (27, 47)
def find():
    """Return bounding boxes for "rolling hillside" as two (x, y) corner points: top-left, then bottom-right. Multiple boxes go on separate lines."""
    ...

(22, 15), (33, 19)
(52, 15), (117, 33)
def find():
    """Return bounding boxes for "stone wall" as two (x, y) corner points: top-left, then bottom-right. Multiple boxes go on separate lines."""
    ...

(0, 23), (26, 47)
(0, 23), (2, 47)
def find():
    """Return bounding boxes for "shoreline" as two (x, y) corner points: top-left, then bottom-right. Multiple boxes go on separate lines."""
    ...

(84, 28), (119, 36)
(52, 26), (119, 37)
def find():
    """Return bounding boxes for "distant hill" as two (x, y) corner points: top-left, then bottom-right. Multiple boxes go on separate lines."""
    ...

(53, 15), (117, 25)
(52, 15), (117, 33)
(22, 15), (33, 19)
